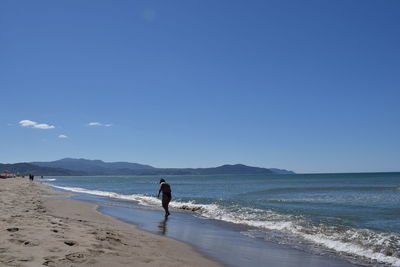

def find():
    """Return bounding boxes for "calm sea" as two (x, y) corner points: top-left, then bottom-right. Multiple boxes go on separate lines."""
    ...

(43, 172), (400, 266)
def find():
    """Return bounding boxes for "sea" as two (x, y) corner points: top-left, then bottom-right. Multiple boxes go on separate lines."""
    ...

(41, 172), (400, 266)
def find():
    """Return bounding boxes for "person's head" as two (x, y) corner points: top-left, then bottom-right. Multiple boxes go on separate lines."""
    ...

(159, 178), (166, 184)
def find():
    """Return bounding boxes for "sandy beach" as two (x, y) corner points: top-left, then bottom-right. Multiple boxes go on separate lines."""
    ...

(0, 178), (222, 267)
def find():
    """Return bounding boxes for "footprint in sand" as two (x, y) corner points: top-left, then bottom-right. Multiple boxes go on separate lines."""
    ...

(0, 254), (34, 265)
(65, 252), (86, 263)
(43, 256), (59, 266)
(23, 240), (40, 247)
(48, 247), (62, 253)
(43, 260), (56, 267)
(64, 240), (77, 246)
(86, 248), (105, 256)
(8, 239), (40, 247)
(17, 255), (34, 262)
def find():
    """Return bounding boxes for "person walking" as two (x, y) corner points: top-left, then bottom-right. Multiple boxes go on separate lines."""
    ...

(158, 178), (172, 217)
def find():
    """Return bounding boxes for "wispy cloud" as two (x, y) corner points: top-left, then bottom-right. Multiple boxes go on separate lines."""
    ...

(58, 134), (68, 139)
(88, 122), (112, 127)
(88, 122), (101, 126)
(19, 120), (55, 129)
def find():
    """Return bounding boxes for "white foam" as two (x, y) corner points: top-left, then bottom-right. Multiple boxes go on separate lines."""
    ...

(300, 233), (400, 266)
(49, 185), (161, 206)
(41, 178), (56, 181)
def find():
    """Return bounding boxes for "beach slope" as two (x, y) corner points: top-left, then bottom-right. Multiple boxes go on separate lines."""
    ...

(0, 178), (221, 266)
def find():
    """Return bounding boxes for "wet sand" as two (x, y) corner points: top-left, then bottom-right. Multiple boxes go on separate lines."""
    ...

(0, 178), (222, 266)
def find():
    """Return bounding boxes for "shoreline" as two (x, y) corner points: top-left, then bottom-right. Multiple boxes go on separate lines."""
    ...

(0, 178), (222, 266)
(60, 186), (359, 267)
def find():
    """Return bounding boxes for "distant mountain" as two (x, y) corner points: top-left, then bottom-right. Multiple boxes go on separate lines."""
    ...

(31, 158), (154, 175)
(269, 168), (295, 175)
(0, 158), (294, 176)
(133, 164), (295, 175)
(0, 163), (84, 176)
(162, 164), (279, 175)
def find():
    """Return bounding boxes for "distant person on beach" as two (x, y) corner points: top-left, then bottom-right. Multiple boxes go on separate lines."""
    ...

(158, 178), (171, 217)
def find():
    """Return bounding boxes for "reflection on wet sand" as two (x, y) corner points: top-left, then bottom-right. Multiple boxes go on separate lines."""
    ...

(158, 217), (168, 235)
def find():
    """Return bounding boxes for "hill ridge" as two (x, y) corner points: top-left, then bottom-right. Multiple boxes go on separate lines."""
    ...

(1, 158), (295, 176)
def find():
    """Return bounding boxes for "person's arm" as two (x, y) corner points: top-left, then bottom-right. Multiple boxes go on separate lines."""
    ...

(158, 184), (162, 198)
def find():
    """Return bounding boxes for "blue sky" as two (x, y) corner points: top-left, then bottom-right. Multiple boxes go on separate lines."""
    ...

(1, 0), (399, 173)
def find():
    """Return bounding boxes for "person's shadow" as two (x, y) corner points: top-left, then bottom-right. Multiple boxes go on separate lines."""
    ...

(158, 217), (169, 235)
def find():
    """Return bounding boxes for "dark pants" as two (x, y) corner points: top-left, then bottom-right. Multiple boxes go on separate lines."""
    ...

(162, 194), (171, 214)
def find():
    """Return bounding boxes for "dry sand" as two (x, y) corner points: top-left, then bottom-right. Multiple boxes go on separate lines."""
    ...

(0, 178), (222, 266)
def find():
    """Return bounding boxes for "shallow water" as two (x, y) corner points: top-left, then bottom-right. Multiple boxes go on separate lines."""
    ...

(68, 193), (356, 267)
(43, 172), (400, 266)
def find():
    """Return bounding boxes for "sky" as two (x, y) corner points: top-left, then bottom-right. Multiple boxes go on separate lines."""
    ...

(1, 0), (399, 173)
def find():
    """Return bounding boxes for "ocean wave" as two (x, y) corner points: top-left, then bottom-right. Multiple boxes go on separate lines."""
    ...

(41, 178), (56, 181)
(48, 185), (219, 212)
(48, 184), (400, 266)
(241, 186), (400, 196)
(49, 185), (160, 206)
(297, 227), (400, 266)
